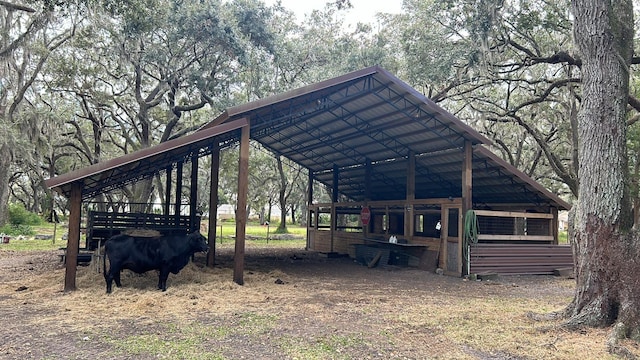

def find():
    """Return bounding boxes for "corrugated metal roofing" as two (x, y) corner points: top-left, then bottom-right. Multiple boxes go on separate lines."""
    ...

(45, 66), (570, 210)
(204, 66), (570, 210)
(45, 119), (248, 199)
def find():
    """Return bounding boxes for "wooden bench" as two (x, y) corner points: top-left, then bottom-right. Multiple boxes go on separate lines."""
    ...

(58, 249), (94, 264)
(359, 238), (431, 269)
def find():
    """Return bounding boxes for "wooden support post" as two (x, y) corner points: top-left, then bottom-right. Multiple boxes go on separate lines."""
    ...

(461, 141), (473, 275)
(551, 207), (559, 245)
(364, 159), (372, 237)
(306, 171), (314, 250)
(439, 206), (449, 270)
(234, 123), (250, 285)
(331, 165), (338, 251)
(364, 159), (372, 201)
(332, 164), (339, 203)
(404, 151), (415, 240)
(64, 182), (82, 292)
(175, 162), (183, 226)
(190, 153), (198, 233)
(164, 167), (172, 216)
(207, 143), (220, 267)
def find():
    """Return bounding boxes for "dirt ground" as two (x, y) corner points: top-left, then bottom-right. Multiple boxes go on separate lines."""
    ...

(0, 245), (636, 360)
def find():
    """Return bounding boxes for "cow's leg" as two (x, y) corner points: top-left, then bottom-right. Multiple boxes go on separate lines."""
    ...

(105, 266), (116, 294)
(114, 270), (122, 287)
(158, 267), (170, 291)
(105, 273), (112, 294)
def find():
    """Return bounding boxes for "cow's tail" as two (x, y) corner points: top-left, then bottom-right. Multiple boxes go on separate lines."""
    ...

(102, 242), (108, 277)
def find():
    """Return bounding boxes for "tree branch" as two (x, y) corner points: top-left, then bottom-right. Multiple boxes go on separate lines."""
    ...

(0, 1), (35, 12)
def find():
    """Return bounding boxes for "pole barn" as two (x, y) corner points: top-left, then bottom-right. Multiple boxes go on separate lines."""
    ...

(46, 66), (571, 290)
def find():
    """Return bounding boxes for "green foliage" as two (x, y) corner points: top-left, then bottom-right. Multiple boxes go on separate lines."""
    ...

(0, 224), (35, 237)
(558, 230), (568, 244)
(8, 203), (43, 226)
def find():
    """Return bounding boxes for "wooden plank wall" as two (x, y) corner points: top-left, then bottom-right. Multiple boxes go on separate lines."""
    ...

(333, 232), (366, 257)
(469, 243), (573, 275)
(312, 231), (333, 253)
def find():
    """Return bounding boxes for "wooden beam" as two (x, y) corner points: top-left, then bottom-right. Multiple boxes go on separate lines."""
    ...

(476, 234), (555, 241)
(164, 166), (171, 216)
(332, 164), (339, 203)
(207, 144), (220, 267)
(472, 210), (554, 219)
(404, 151), (415, 240)
(175, 162), (183, 225)
(190, 154), (198, 233)
(364, 158), (372, 201)
(461, 141), (473, 275)
(439, 206), (449, 270)
(551, 207), (559, 245)
(234, 123), (250, 285)
(462, 141), (473, 214)
(306, 171), (313, 250)
(64, 182), (82, 292)
(311, 198), (463, 208)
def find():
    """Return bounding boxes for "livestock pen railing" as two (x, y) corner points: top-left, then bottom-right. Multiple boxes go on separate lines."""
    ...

(473, 210), (556, 243)
(468, 209), (572, 275)
(86, 211), (199, 250)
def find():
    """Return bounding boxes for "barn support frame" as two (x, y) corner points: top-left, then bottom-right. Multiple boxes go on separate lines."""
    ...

(207, 143), (220, 267)
(461, 140), (473, 275)
(64, 182), (83, 292)
(233, 122), (250, 285)
(189, 154), (199, 232)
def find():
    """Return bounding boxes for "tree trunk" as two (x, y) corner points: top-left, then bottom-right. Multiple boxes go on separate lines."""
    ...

(291, 204), (296, 225)
(276, 156), (288, 233)
(0, 144), (12, 226)
(567, 0), (640, 346)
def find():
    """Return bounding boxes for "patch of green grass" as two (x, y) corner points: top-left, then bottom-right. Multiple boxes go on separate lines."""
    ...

(0, 222), (70, 251)
(104, 314), (278, 359)
(280, 333), (367, 360)
(105, 327), (225, 360)
(210, 223), (306, 245)
(0, 238), (67, 251)
(237, 312), (279, 334)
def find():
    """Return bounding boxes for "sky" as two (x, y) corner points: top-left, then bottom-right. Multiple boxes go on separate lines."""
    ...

(264, 0), (404, 26)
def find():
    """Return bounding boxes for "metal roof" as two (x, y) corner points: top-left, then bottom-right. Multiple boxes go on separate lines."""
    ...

(45, 119), (248, 200)
(202, 66), (570, 210)
(46, 66), (570, 210)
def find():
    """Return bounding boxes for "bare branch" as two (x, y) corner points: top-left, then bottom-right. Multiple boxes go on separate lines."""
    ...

(0, 1), (35, 13)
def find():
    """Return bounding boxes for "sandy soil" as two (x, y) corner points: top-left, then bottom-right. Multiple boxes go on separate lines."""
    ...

(0, 245), (632, 360)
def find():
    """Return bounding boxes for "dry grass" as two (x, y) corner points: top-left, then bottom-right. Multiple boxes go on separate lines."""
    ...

(0, 244), (638, 359)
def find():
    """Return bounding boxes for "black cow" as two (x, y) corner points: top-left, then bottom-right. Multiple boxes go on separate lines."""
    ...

(103, 231), (209, 293)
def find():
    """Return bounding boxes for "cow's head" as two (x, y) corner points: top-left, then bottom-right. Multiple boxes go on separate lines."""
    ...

(188, 231), (209, 253)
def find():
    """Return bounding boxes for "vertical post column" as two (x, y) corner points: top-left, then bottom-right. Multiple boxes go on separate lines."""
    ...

(64, 182), (83, 292)
(552, 207), (559, 245)
(189, 153), (199, 233)
(404, 151), (415, 240)
(331, 165), (339, 252)
(461, 141), (473, 275)
(164, 167), (172, 216)
(306, 171), (314, 250)
(234, 123), (250, 285)
(207, 143), (220, 267)
(364, 159), (372, 236)
(175, 162), (183, 228)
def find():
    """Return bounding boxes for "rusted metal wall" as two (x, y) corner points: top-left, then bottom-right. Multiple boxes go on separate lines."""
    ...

(469, 243), (573, 275)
